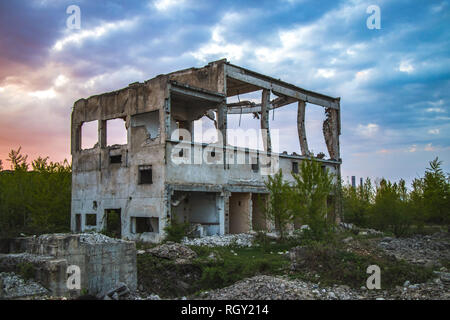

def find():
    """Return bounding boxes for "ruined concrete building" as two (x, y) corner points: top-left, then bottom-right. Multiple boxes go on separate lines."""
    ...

(71, 59), (341, 242)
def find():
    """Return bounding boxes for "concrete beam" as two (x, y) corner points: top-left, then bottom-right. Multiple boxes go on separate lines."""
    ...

(225, 64), (339, 109)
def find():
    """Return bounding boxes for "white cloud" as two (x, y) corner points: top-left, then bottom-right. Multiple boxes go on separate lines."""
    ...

(28, 88), (56, 99)
(190, 12), (249, 62)
(54, 75), (69, 87)
(426, 107), (445, 113)
(316, 68), (335, 79)
(425, 143), (435, 151)
(398, 60), (414, 73)
(153, 0), (185, 11)
(356, 123), (379, 138)
(430, 2), (447, 13)
(83, 67), (146, 91)
(428, 128), (440, 135)
(429, 99), (444, 106)
(355, 69), (373, 81)
(409, 145), (417, 152)
(52, 18), (138, 51)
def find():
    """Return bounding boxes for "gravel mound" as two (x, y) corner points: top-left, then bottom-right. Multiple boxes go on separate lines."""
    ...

(147, 242), (197, 261)
(182, 233), (254, 247)
(378, 232), (450, 267)
(198, 275), (364, 300)
(35, 232), (126, 244)
(0, 272), (48, 299)
(78, 232), (127, 244)
(197, 274), (450, 300)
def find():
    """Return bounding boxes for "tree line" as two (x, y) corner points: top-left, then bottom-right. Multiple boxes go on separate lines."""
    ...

(263, 157), (449, 239)
(0, 147), (448, 240)
(342, 157), (449, 237)
(0, 147), (72, 238)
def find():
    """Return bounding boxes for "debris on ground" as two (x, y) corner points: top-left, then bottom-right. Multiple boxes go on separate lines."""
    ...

(378, 232), (450, 267)
(182, 234), (254, 247)
(196, 274), (449, 300)
(0, 272), (48, 299)
(146, 242), (197, 263)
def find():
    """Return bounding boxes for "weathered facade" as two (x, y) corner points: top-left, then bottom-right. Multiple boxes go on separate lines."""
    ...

(71, 59), (342, 242)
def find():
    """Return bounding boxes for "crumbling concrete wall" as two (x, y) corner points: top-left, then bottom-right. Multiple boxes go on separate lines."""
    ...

(0, 234), (137, 297)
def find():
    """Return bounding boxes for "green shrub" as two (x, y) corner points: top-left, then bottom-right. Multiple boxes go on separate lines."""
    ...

(259, 170), (292, 239)
(342, 178), (373, 227)
(370, 179), (412, 237)
(290, 158), (335, 240)
(17, 262), (35, 280)
(163, 219), (190, 243)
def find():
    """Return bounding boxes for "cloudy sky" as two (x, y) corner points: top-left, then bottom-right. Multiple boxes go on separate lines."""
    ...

(0, 0), (448, 185)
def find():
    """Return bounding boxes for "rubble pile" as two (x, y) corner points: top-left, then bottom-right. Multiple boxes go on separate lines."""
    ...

(378, 232), (450, 267)
(182, 233), (254, 247)
(338, 222), (383, 236)
(0, 272), (48, 299)
(78, 232), (127, 244)
(198, 274), (449, 300)
(98, 282), (131, 300)
(146, 242), (197, 262)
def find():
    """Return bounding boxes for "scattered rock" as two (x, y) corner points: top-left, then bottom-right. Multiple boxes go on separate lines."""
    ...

(100, 282), (131, 300)
(182, 234), (254, 247)
(147, 242), (197, 262)
(0, 272), (48, 299)
(289, 246), (309, 270)
(378, 232), (450, 267)
(342, 236), (353, 244)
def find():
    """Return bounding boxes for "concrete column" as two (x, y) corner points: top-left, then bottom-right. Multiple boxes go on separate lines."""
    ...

(163, 95), (171, 142)
(261, 89), (271, 152)
(99, 120), (107, 148)
(217, 100), (227, 168)
(223, 192), (230, 234)
(297, 100), (309, 156)
(217, 193), (225, 235)
(72, 122), (82, 153)
(323, 107), (340, 160)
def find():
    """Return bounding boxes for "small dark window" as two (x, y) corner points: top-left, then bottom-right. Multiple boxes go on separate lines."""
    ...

(86, 214), (97, 226)
(132, 217), (159, 233)
(292, 162), (299, 174)
(136, 217), (153, 233)
(251, 157), (259, 172)
(139, 165), (152, 184)
(211, 150), (215, 158)
(75, 214), (81, 232)
(110, 155), (122, 164)
(179, 149), (184, 157)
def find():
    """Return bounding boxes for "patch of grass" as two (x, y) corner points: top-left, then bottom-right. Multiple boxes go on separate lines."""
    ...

(135, 241), (158, 251)
(191, 245), (290, 290)
(289, 241), (434, 288)
(17, 262), (34, 280)
(439, 259), (450, 270)
(137, 243), (293, 298)
(137, 254), (202, 298)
